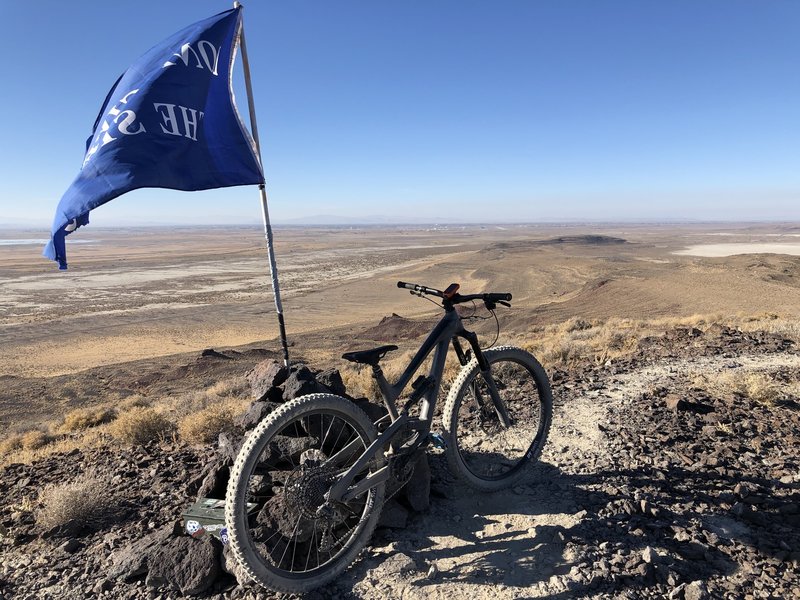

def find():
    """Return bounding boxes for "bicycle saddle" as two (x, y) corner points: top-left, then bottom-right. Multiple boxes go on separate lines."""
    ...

(341, 345), (398, 366)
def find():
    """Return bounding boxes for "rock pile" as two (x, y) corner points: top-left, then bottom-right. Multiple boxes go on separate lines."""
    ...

(130, 359), (432, 595)
(0, 357), (433, 598)
(194, 359), (430, 509)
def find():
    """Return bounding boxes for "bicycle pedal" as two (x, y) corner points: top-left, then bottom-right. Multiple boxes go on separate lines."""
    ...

(429, 432), (447, 449)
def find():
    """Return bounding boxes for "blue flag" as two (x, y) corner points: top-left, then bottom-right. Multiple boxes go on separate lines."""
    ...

(44, 7), (264, 269)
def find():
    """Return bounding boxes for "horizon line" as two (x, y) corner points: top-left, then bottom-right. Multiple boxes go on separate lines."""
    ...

(3, 218), (800, 230)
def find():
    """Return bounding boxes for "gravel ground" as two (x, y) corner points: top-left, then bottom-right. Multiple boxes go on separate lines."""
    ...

(1, 325), (798, 600)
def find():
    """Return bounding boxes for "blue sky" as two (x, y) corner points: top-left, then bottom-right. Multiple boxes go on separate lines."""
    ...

(0, 0), (798, 226)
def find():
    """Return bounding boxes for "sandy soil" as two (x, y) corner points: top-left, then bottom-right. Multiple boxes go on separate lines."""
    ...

(2, 223), (799, 379)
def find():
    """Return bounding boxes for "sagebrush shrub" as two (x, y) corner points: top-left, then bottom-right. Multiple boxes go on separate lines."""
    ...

(37, 472), (116, 530)
(60, 407), (116, 432)
(109, 408), (174, 445)
(178, 400), (245, 444)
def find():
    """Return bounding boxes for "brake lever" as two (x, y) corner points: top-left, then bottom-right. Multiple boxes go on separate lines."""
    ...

(498, 300), (511, 308)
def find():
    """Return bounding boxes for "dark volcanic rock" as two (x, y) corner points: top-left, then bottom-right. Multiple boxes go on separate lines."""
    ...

(196, 462), (230, 500)
(218, 430), (244, 466)
(665, 395), (713, 414)
(200, 349), (232, 360)
(146, 535), (222, 596)
(281, 364), (328, 400)
(402, 453), (431, 512)
(353, 398), (389, 423)
(108, 522), (180, 581)
(317, 368), (347, 397)
(378, 500), (409, 529)
(235, 400), (281, 430)
(247, 360), (289, 401)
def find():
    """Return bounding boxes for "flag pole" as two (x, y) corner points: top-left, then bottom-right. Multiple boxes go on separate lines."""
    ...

(234, 1), (291, 366)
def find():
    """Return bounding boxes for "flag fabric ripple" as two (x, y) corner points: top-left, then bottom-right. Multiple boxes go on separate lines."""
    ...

(44, 7), (264, 269)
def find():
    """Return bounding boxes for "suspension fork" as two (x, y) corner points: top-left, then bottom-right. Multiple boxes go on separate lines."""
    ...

(457, 330), (512, 428)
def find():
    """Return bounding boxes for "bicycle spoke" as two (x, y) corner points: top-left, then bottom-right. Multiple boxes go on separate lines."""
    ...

(322, 414), (337, 449)
(258, 527), (283, 548)
(279, 513), (303, 569)
(305, 520), (317, 572)
(290, 518), (300, 572)
(328, 418), (347, 454)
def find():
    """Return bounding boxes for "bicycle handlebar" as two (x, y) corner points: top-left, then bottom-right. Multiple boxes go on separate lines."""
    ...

(397, 281), (512, 305)
(397, 281), (443, 297)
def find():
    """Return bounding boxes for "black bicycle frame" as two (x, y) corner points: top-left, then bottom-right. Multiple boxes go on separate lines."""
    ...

(326, 306), (505, 503)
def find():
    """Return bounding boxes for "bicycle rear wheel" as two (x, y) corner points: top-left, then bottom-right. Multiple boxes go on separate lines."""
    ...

(225, 394), (385, 593)
(442, 346), (552, 491)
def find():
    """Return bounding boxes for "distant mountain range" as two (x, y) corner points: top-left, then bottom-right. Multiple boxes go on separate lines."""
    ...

(276, 214), (456, 225)
(1, 215), (477, 228)
(4, 215), (798, 229)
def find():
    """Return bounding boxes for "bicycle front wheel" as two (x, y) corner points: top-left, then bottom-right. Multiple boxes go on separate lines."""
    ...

(225, 394), (385, 593)
(442, 346), (552, 491)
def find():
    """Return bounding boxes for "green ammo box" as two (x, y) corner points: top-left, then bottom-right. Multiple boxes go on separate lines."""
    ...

(182, 497), (256, 545)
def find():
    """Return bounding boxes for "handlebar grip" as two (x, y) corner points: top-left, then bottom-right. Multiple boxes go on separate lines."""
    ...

(486, 292), (512, 302)
(397, 281), (443, 297)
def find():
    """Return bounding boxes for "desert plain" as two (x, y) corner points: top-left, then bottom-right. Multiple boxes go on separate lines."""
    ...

(0, 222), (799, 599)
(3, 223), (800, 376)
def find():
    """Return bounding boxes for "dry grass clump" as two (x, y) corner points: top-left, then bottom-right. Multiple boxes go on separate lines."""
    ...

(60, 407), (116, 432)
(740, 315), (800, 343)
(206, 377), (248, 398)
(720, 372), (783, 406)
(162, 377), (249, 422)
(693, 370), (789, 407)
(20, 430), (54, 450)
(108, 407), (174, 445)
(178, 399), (247, 444)
(739, 373), (783, 406)
(0, 434), (24, 456)
(340, 365), (378, 400)
(562, 316), (593, 332)
(340, 350), (463, 401)
(521, 317), (642, 369)
(37, 472), (116, 531)
(1, 430), (106, 469)
(0, 430), (55, 456)
(118, 394), (151, 410)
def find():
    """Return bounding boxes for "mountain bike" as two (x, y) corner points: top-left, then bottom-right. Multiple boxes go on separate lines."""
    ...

(225, 281), (553, 593)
